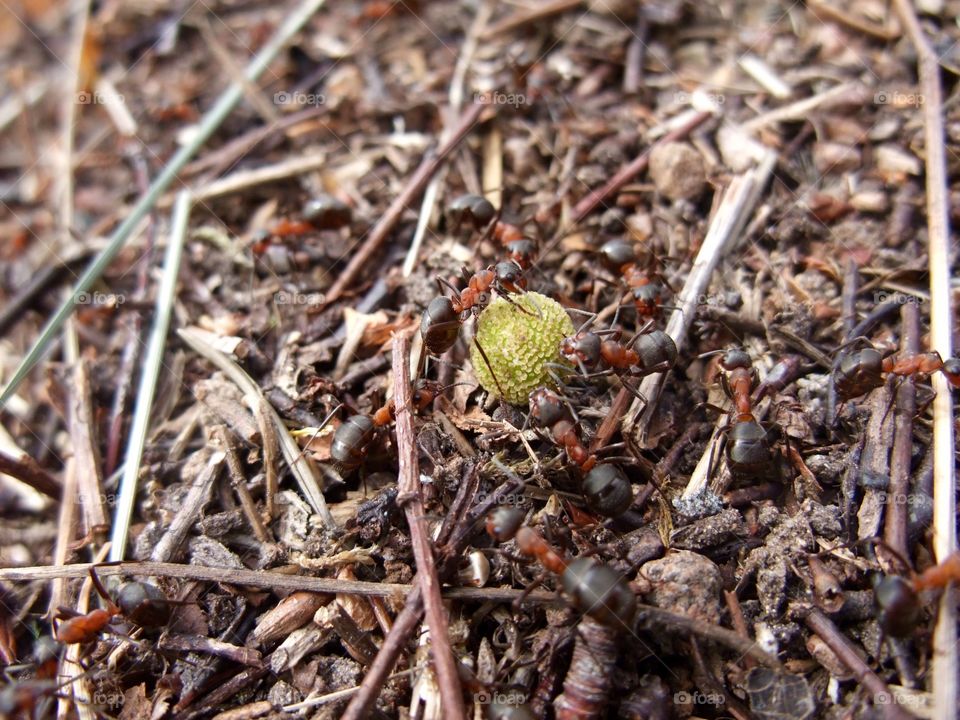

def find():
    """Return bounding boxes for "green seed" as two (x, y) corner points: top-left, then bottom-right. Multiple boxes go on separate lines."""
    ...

(470, 292), (574, 405)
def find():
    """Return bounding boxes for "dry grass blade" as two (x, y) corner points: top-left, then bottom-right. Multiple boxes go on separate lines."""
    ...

(108, 190), (191, 561)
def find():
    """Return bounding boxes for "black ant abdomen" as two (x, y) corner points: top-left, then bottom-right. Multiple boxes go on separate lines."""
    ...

(726, 420), (774, 478)
(873, 575), (920, 638)
(116, 581), (170, 628)
(561, 557), (636, 628)
(582, 464), (632, 518)
(331, 415), (376, 471)
(302, 194), (352, 230)
(447, 193), (496, 231)
(421, 296), (461, 355)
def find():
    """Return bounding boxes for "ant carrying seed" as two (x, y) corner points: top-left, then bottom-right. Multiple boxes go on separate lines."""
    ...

(834, 344), (960, 401)
(330, 380), (441, 472)
(558, 319), (677, 400)
(528, 387), (633, 518)
(55, 568), (170, 645)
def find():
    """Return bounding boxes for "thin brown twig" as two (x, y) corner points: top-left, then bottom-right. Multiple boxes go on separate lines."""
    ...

(883, 303), (918, 559)
(0, 451), (60, 499)
(323, 102), (487, 306)
(804, 609), (914, 720)
(393, 333), (466, 719)
(480, 0), (582, 39)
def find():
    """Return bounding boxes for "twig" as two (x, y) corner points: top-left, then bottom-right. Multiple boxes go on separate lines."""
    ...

(741, 82), (868, 133)
(883, 303), (918, 559)
(625, 153), (776, 448)
(480, 0), (582, 38)
(324, 102), (487, 307)
(340, 591), (424, 720)
(392, 334), (466, 720)
(0, 0), (329, 410)
(0, 451), (60, 498)
(149, 450), (223, 563)
(108, 190), (191, 562)
(0, 560), (536, 604)
(68, 359), (109, 538)
(807, 0), (900, 41)
(804, 610), (914, 720)
(892, 5), (958, 719)
(216, 426), (272, 543)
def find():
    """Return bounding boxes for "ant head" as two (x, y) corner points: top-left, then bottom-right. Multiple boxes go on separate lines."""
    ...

(528, 387), (567, 427)
(720, 348), (751, 371)
(486, 506), (524, 542)
(598, 238), (637, 272)
(494, 261), (525, 292)
(302, 194), (352, 230)
(560, 332), (601, 366)
(941, 357), (960, 386)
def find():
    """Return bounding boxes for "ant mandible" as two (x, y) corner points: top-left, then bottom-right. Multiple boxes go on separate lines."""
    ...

(834, 344), (960, 401)
(330, 380), (441, 472)
(528, 387), (633, 518)
(55, 567), (170, 644)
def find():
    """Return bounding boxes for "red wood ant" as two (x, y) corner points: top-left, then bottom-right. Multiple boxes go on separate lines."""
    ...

(252, 194), (353, 255)
(598, 239), (674, 320)
(330, 380), (441, 471)
(872, 548), (960, 638)
(558, 322), (677, 400)
(55, 568), (170, 644)
(834, 346), (960, 401)
(419, 262), (529, 357)
(528, 387), (633, 518)
(710, 348), (776, 479)
(485, 507), (636, 628)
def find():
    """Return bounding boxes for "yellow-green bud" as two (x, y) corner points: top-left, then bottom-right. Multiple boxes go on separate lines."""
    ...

(470, 292), (574, 405)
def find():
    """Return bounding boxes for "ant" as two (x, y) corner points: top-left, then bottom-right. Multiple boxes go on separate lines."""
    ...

(331, 380), (441, 471)
(558, 320), (678, 400)
(528, 387), (633, 518)
(446, 193), (538, 272)
(251, 194), (353, 255)
(872, 547), (960, 638)
(597, 239), (675, 320)
(834, 344), (960, 401)
(55, 568), (170, 645)
(708, 348), (777, 479)
(485, 506), (636, 628)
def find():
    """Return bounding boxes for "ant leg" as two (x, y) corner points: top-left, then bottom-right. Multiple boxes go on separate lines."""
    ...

(618, 379), (648, 404)
(472, 338), (508, 400)
(87, 567), (117, 611)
